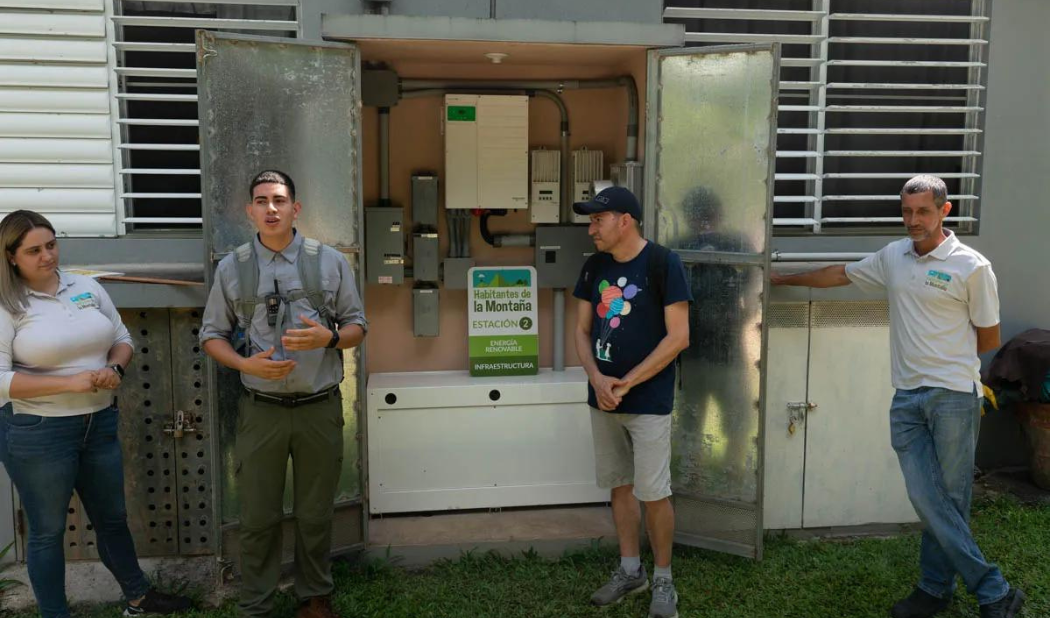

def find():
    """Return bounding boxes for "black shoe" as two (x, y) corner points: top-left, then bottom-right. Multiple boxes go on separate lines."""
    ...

(123, 588), (193, 616)
(980, 588), (1026, 618)
(891, 588), (951, 618)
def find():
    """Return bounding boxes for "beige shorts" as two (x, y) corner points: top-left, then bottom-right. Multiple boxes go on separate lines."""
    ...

(590, 407), (673, 502)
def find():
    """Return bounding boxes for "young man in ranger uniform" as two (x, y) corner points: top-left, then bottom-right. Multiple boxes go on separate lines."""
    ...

(200, 170), (366, 618)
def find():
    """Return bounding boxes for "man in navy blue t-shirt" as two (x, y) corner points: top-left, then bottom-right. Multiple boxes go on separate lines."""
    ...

(572, 186), (691, 618)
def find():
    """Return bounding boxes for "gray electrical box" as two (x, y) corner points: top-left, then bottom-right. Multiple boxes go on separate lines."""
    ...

(535, 225), (594, 289)
(412, 174), (440, 228)
(442, 257), (474, 290)
(413, 288), (440, 337)
(361, 69), (399, 107)
(413, 233), (440, 283)
(365, 207), (404, 285)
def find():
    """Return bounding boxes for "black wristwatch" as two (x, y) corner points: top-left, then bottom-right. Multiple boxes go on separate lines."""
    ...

(107, 363), (125, 379)
(325, 328), (340, 349)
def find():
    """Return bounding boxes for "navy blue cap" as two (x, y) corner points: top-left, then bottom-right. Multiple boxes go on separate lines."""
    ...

(572, 186), (642, 221)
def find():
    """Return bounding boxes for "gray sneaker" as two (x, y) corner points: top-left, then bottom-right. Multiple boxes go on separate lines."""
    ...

(649, 576), (678, 618)
(590, 565), (649, 606)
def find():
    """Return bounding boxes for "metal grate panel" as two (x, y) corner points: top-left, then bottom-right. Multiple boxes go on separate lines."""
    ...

(118, 309), (179, 556)
(170, 309), (214, 555)
(811, 300), (890, 328)
(768, 302), (810, 329)
(51, 309), (215, 560)
(63, 496), (98, 560)
(673, 494), (759, 558)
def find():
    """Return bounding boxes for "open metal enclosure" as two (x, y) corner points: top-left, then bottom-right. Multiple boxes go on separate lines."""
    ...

(196, 31), (367, 562)
(645, 44), (779, 559)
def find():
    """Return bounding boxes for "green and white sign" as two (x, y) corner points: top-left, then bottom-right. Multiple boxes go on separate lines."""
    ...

(468, 266), (538, 377)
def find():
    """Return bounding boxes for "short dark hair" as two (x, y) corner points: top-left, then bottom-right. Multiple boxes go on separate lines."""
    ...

(901, 174), (948, 207)
(249, 169), (296, 201)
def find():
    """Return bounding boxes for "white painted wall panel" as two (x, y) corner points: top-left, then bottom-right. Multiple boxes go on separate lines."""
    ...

(0, 0), (102, 9)
(0, 113), (110, 138)
(47, 213), (118, 236)
(0, 12), (106, 37)
(0, 138), (112, 163)
(1, 188), (115, 212)
(0, 163), (114, 187)
(0, 0), (117, 236)
(0, 89), (110, 113)
(0, 65), (109, 88)
(0, 37), (107, 63)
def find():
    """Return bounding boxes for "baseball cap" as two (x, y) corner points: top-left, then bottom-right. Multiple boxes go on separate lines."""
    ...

(572, 186), (642, 221)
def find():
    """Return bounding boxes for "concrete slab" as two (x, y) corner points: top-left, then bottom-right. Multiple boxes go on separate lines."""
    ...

(0, 556), (227, 611)
(366, 504), (617, 567)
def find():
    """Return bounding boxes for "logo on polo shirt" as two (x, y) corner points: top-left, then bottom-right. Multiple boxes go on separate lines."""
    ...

(925, 270), (951, 292)
(70, 292), (99, 310)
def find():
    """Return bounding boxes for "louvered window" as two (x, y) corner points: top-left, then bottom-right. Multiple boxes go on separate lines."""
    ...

(112, 0), (298, 232)
(664, 0), (988, 235)
(0, 0), (117, 236)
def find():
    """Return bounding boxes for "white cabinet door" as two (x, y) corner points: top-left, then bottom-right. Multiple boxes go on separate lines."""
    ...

(762, 303), (809, 530)
(803, 301), (917, 528)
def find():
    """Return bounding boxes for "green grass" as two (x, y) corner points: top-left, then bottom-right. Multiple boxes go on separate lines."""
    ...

(13, 497), (1050, 618)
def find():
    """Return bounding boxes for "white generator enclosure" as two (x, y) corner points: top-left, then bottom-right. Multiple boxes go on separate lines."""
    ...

(367, 369), (608, 514)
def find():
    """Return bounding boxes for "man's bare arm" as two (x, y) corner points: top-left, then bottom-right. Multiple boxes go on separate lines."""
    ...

(770, 264), (851, 288)
(575, 299), (624, 411)
(975, 324), (1000, 355)
(615, 301), (690, 395)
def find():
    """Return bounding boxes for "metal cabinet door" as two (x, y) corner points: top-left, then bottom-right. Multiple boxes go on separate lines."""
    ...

(196, 31), (366, 559)
(803, 301), (917, 528)
(645, 43), (779, 558)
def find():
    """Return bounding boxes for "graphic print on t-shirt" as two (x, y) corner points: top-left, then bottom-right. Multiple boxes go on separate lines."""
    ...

(594, 276), (641, 363)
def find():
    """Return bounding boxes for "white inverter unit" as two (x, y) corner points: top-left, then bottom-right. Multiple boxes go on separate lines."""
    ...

(444, 94), (529, 210)
(529, 149), (561, 224)
(572, 148), (604, 223)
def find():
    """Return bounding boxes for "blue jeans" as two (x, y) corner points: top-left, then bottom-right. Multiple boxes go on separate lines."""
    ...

(0, 404), (149, 618)
(889, 386), (1009, 605)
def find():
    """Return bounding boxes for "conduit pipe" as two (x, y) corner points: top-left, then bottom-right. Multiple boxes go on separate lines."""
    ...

(771, 252), (873, 262)
(401, 77), (639, 161)
(552, 289), (565, 371)
(378, 107), (390, 207)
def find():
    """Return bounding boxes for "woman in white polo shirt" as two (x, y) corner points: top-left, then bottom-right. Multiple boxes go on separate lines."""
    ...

(0, 211), (190, 618)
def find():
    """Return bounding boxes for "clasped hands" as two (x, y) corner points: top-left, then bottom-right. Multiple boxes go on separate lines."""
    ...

(68, 366), (122, 394)
(592, 374), (632, 411)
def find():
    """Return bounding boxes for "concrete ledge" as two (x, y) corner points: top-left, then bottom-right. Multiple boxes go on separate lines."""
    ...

(322, 14), (685, 47)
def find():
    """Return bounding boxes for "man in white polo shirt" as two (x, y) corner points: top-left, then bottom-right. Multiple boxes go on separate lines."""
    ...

(771, 175), (1024, 618)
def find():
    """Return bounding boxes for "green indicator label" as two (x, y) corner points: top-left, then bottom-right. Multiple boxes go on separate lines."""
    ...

(469, 335), (539, 358)
(447, 105), (476, 122)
